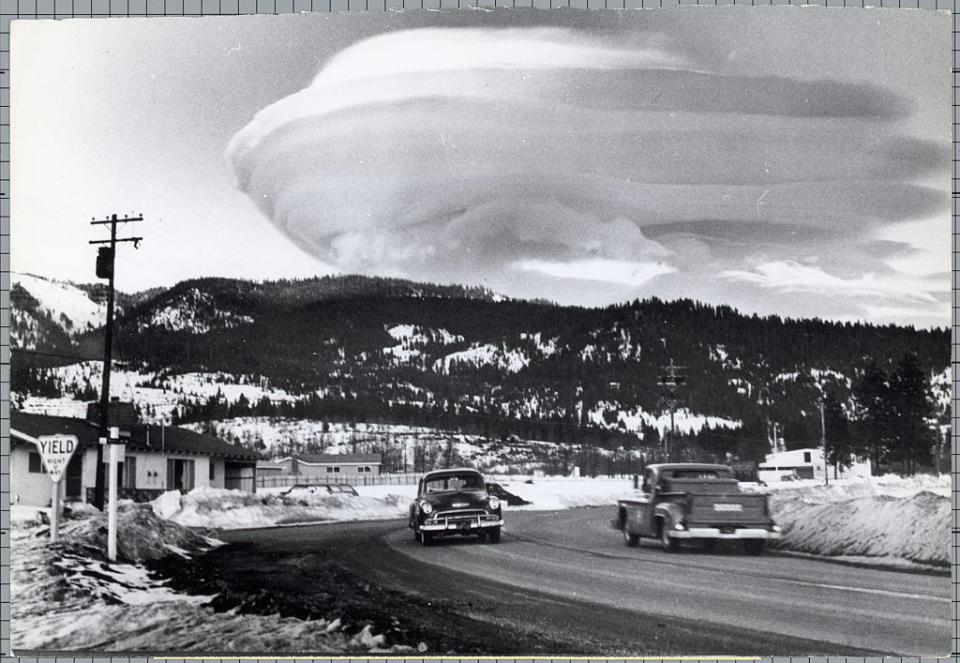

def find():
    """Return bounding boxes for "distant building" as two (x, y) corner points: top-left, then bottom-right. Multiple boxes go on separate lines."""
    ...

(262, 453), (382, 480)
(11, 410), (259, 507)
(758, 447), (871, 483)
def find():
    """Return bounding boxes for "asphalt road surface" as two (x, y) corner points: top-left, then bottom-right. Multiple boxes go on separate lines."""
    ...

(220, 507), (950, 656)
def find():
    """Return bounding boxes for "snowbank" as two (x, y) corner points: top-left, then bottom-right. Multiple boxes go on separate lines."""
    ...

(154, 486), (409, 529)
(11, 503), (411, 652)
(745, 474), (951, 566)
(494, 477), (633, 510)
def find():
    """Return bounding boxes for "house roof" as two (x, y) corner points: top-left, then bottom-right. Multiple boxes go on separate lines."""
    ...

(11, 411), (258, 462)
(293, 453), (382, 465)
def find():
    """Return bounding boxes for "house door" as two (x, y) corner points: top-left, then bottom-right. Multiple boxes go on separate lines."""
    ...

(65, 453), (83, 500)
(166, 459), (195, 492)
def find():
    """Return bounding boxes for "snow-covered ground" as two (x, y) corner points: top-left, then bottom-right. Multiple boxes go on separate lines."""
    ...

(153, 478), (636, 530)
(11, 503), (412, 652)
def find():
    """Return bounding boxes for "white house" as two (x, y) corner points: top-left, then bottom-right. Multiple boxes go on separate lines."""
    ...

(758, 447), (872, 483)
(11, 410), (259, 507)
(262, 453), (382, 481)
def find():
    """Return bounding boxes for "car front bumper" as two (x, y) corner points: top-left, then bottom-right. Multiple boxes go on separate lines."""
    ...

(420, 517), (504, 532)
(668, 527), (782, 540)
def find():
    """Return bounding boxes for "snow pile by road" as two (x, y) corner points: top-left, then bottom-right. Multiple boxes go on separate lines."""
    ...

(12, 503), (411, 652)
(156, 479), (633, 530)
(493, 477), (633, 510)
(747, 474), (951, 566)
(154, 486), (409, 529)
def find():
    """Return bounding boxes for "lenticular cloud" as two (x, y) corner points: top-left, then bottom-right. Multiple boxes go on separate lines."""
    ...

(226, 26), (946, 303)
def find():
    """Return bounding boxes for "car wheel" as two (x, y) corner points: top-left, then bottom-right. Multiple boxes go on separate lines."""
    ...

(421, 531), (434, 546)
(659, 520), (679, 552)
(743, 540), (765, 556)
(413, 527), (422, 543)
(623, 526), (640, 547)
(487, 528), (501, 544)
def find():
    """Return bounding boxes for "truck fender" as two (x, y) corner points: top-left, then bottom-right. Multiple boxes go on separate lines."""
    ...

(618, 501), (642, 534)
(653, 503), (683, 533)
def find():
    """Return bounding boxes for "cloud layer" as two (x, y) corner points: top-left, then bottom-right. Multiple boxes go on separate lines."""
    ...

(227, 25), (950, 326)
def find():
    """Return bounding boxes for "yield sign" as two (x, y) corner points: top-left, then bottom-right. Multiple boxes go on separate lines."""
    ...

(36, 435), (79, 483)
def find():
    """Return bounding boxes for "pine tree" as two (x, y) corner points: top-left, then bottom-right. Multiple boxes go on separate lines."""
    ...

(888, 352), (935, 475)
(823, 392), (854, 476)
(852, 361), (892, 473)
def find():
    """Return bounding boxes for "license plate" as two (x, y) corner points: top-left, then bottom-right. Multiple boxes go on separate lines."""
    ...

(458, 521), (470, 529)
(720, 526), (736, 534)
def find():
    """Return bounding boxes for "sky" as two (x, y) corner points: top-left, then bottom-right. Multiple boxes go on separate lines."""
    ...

(11, 8), (952, 328)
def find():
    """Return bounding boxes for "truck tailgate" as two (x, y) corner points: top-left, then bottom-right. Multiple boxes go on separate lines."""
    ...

(686, 493), (768, 525)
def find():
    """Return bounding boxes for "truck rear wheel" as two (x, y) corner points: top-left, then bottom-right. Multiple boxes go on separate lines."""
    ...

(623, 527), (640, 547)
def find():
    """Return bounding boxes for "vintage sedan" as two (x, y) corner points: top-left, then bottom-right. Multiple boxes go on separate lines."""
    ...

(409, 468), (504, 545)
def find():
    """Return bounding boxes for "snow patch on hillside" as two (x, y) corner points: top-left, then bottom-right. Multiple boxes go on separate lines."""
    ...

(433, 343), (529, 374)
(14, 273), (106, 333)
(383, 324), (463, 364)
(588, 402), (741, 437)
(13, 362), (294, 423)
(146, 288), (253, 334)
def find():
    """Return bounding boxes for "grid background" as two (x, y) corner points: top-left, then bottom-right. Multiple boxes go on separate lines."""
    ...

(0, 0), (955, 662)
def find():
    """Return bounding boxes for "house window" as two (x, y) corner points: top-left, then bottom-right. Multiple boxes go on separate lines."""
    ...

(358, 466), (372, 473)
(101, 461), (130, 490)
(28, 452), (46, 474)
(803, 452), (811, 463)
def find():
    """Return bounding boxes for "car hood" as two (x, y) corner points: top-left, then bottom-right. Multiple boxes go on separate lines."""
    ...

(419, 489), (491, 511)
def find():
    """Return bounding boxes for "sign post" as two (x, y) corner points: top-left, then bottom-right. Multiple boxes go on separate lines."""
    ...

(104, 426), (125, 562)
(36, 434), (79, 542)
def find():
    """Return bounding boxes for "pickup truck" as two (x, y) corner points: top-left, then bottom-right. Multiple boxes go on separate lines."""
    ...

(616, 463), (781, 555)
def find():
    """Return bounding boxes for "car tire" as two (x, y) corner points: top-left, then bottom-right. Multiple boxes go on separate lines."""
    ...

(659, 520), (679, 552)
(487, 528), (501, 544)
(743, 540), (765, 556)
(421, 531), (434, 546)
(623, 526), (640, 547)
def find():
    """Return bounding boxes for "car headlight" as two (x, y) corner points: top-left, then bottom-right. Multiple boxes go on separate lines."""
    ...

(488, 496), (501, 510)
(674, 522), (686, 531)
(421, 502), (433, 515)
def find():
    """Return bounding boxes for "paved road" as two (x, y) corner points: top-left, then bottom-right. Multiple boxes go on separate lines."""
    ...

(221, 508), (950, 656)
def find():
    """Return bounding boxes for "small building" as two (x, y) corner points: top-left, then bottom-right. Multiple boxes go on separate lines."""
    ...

(265, 453), (382, 481)
(11, 410), (259, 507)
(758, 447), (871, 483)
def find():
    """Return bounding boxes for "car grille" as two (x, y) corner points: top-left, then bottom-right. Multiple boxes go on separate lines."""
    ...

(433, 509), (487, 521)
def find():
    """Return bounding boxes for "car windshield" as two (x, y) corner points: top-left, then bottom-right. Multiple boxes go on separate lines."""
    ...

(423, 473), (484, 493)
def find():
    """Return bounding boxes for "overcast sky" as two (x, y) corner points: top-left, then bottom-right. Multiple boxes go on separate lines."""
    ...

(11, 8), (952, 327)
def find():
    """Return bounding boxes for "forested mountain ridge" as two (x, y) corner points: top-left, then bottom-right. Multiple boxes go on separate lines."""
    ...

(12, 273), (950, 469)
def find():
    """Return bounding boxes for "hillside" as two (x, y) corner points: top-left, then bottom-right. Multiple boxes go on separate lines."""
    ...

(11, 273), (951, 471)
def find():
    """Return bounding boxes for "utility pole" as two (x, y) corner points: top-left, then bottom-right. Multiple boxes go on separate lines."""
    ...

(90, 213), (143, 511)
(658, 359), (686, 460)
(818, 397), (828, 486)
